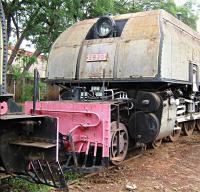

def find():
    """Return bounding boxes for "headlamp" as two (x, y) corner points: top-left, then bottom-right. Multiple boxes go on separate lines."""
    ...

(95, 16), (116, 38)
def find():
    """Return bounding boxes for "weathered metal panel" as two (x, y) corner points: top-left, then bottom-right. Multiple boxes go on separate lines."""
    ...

(47, 10), (161, 81)
(116, 39), (159, 78)
(160, 10), (200, 82)
(48, 19), (97, 79)
(160, 22), (172, 79)
(156, 99), (177, 140)
(116, 12), (160, 78)
(48, 9), (200, 83)
(48, 46), (80, 79)
(121, 11), (160, 40)
(79, 39), (118, 78)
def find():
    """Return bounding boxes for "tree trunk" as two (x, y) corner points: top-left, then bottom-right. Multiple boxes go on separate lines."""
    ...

(7, 33), (25, 71)
(18, 48), (41, 81)
(6, 8), (40, 71)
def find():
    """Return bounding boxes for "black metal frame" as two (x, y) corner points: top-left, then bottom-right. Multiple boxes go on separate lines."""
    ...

(33, 69), (40, 114)
(0, 0), (8, 95)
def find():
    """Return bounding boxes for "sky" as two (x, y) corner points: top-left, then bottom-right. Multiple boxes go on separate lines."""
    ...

(175, 0), (187, 4)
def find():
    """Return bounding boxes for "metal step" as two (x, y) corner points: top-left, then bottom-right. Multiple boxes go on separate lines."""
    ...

(0, 172), (12, 180)
(0, 113), (47, 120)
(10, 139), (56, 149)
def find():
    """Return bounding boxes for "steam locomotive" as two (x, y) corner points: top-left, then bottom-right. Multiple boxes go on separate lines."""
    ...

(1, 7), (200, 188)
(27, 8), (200, 171)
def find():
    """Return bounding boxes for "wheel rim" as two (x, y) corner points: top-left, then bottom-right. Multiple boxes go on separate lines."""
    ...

(195, 120), (200, 131)
(110, 121), (129, 165)
(182, 121), (195, 136)
(168, 123), (182, 142)
(151, 139), (162, 149)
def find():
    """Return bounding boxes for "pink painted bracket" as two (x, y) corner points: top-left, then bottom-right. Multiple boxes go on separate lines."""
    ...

(25, 101), (111, 158)
(0, 101), (8, 115)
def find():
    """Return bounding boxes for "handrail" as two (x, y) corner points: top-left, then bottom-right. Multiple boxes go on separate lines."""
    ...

(35, 109), (101, 130)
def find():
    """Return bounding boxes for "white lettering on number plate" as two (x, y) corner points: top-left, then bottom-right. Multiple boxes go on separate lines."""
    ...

(86, 53), (108, 62)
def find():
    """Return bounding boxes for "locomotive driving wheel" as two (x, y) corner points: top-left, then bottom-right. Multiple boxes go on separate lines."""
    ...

(168, 123), (182, 142)
(182, 121), (195, 136)
(110, 121), (129, 165)
(195, 119), (200, 131)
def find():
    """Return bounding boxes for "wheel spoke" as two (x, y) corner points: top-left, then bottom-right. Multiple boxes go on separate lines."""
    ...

(121, 131), (126, 137)
(112, 149), (118, 156)
(110, 121), (129, 165)
(112, 142), (117, 147)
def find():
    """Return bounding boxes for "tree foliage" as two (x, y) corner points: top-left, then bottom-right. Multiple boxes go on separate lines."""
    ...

(114, 0), (199, 29)
(2, 0), (200, 75)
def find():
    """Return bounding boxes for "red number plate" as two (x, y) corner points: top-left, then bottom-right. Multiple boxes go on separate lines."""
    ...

(86, 53), (108, 62)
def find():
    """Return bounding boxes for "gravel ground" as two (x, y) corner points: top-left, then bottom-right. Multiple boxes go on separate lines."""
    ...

(65, 133), (200, 192)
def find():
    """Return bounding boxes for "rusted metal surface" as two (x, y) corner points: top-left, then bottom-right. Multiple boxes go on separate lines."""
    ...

(48, 10), (161, 80)
(47, 9), (200, 83)
(48, 18), (97, 79)
(79, 39), (118, 78)
(160, 10), (200, 81)
(116, 11), (160, 78)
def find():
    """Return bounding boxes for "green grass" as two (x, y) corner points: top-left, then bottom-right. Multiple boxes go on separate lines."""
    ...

(64, 172), (81, 181)
(5, 178), (52, 192)
(1, 171), (81, 191)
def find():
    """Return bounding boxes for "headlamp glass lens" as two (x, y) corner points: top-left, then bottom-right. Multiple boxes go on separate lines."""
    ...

(99, 21), (111, 36)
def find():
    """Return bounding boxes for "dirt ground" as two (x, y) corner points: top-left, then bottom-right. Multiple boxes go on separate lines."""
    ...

(66, 133), (200, 192)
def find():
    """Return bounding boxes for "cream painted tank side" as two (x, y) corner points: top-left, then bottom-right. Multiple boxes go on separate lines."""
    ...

(47, 9), (200, 84)
(47, 10), (162, 81)
(160, 10), (200, 82)
(47, 18), (97, 80)
(76, 10), (161, 79)
(115, 10), (160, 79)
(79, 38), (119, 78)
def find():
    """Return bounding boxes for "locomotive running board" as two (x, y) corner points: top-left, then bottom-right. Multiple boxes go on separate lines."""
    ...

(10, 140), (56, 149)
(0, 113), (47, 120)
(0, 172), (12, 179)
